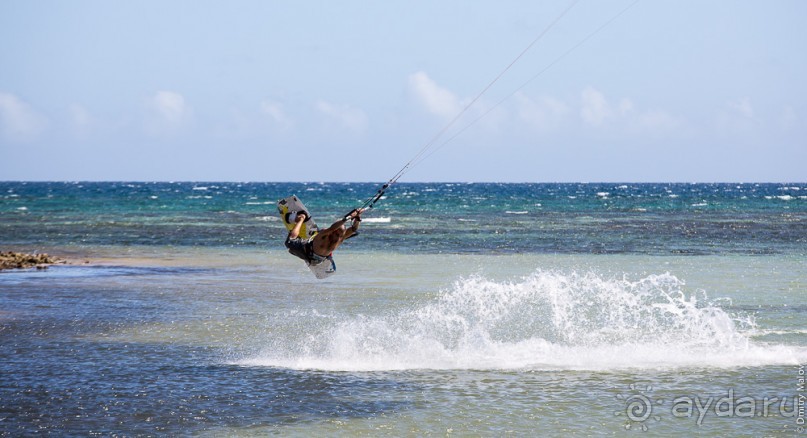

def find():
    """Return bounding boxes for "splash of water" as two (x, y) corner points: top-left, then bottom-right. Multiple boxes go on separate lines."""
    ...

(239, 270), (804, 371)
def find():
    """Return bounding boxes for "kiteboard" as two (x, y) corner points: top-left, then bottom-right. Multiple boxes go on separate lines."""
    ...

(277, 195), (336, 279)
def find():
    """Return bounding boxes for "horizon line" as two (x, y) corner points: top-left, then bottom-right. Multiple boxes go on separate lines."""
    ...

(1, 180), (805, 185)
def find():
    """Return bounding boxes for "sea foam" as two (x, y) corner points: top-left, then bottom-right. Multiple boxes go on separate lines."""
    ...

(238, 270), (806, 371)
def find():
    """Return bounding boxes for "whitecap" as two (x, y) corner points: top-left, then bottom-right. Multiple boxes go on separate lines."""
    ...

(751, 329), (807, 336)
(361, 217), (391, 223)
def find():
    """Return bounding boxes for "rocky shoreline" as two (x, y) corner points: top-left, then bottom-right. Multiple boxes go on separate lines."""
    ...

(0, 251), (66, 270)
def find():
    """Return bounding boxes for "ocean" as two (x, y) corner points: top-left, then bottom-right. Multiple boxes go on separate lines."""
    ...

(1, 182), (805, 436)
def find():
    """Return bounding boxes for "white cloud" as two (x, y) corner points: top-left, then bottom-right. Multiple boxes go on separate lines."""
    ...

(315, 100), (368, 133)
(716, 97), (759, 136)
(580, 87), (613, 126)
(635, 110), (680, 132)
(578, 87), (680, 133)
(515, 92), (569, 131)
(617, 98), (634, 116)
(260, 100), (293, 129)
(728, 97), (754, 119)
(69, 104), (92, 127)
(145, 91), (192, 135)
(0, 92), (47, 142)
(408, 71), (462, 118)
(780, 105), (797, 129)
(68, 104), (94, 137)
(152, 91), (189, 123)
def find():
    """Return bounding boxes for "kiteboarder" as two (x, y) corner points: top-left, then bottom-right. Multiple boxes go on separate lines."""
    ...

(285, 208), (363, 266)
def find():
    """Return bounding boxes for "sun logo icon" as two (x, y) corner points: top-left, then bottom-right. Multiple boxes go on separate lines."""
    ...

(615, 383), (663, 431)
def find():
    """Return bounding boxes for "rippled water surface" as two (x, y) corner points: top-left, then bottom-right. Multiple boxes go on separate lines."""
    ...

(1, 183), (805, 435)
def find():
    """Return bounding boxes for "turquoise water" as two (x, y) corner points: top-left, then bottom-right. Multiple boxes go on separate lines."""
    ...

(2, 182), (805, 254)
(1, 182), (805, 435)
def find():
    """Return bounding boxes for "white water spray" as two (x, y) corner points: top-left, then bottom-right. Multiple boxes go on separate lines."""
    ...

(239, 270), (805, 371)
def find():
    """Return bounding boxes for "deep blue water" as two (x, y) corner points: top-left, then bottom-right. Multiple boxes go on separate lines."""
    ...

(1, 182), (805, 255)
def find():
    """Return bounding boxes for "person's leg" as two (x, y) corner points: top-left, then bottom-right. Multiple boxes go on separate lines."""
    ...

(285, 213), (311, 262)
(285, 237), (310, 262)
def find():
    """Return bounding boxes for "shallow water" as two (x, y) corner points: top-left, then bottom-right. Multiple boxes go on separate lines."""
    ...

(1, 248), (805, 436)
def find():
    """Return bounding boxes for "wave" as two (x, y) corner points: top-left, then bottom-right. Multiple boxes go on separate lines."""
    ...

(361, 217), (391, 223)
(236, 271), (806, 372)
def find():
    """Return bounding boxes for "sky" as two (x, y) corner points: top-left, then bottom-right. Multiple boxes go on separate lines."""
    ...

(0, 0), (805, 182)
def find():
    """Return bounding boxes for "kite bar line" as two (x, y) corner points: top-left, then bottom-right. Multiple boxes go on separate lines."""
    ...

(346, 0), (641, 218)
(347, 0), (581, 217)
(385, 0), (581, 186)
(410, 0), (642, 169)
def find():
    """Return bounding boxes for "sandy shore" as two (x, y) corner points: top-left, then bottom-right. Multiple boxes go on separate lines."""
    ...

(0, 246), (285, 271)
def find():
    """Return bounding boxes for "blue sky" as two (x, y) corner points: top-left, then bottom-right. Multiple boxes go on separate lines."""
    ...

(1, 0), (804, 182)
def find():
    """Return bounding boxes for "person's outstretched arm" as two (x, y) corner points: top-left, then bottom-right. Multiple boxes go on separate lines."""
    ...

(344, 211), (362, 239)
(320, 217), (348, 235)
(321, 209), (363, 235)
(288, 213), (307, 239)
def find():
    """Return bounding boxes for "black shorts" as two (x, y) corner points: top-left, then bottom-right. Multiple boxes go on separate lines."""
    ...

(285, 236), (332, 266)
(285, 236), (313, 262)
